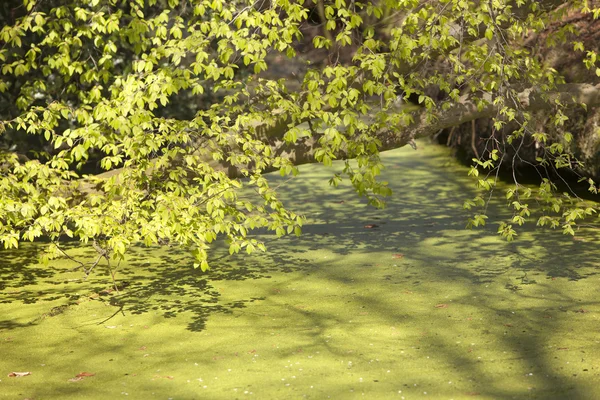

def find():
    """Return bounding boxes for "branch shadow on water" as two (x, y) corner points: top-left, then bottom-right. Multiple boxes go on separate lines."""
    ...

(101, 243), (314, 332)
(0, 238), (312, 332)
(0, 244), (56, 293)
(244, 144), (600, 398)
(1, 144), (600, 398)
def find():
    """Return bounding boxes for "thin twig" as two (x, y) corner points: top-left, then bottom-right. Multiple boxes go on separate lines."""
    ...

(471, 120), (479, 159)
(96, 304), (125, 326)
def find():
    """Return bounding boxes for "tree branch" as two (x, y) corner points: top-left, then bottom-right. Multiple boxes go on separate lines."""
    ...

(85, 83), (600, 182)
(255, 83), (600, 168)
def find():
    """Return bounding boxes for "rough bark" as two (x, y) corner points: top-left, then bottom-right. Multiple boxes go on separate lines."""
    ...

(264, 83), (600, 167)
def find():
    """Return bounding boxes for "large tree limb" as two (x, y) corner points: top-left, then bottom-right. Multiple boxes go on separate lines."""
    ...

(391, 83), (600, 147)
(89, 83), (600, 185)
(260, 83), (600, 168)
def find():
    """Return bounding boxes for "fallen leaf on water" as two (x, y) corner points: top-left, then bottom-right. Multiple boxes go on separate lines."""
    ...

(392, 253), (404, 259)
(8, 372), (31, 377)
(435, 304), (448, 308)
(68, 372), (95, 382)
(153, 375), (174, 380)
(364, 224), (379, 229)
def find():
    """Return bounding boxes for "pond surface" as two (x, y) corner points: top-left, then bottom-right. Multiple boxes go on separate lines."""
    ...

(1, 142), (600, 399)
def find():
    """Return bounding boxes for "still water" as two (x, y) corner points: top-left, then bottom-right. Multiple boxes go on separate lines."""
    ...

(1, 142), (599, 399)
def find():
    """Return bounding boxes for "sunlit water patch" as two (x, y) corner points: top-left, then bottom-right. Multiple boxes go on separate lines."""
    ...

(1, 142), (600, 399)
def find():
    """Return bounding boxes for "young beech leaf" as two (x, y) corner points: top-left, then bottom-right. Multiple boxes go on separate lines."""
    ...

(0, 0), (594, 269)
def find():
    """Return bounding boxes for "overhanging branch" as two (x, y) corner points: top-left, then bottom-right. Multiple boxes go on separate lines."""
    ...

(87, 83), (600, 184)
(258, 83), (600, 167)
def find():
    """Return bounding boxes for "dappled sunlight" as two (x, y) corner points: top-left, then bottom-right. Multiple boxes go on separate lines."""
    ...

(1, 142), (600, 398)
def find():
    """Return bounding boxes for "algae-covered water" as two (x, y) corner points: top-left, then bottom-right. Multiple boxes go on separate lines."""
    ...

(1, 142), (600, 399)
